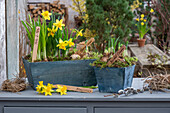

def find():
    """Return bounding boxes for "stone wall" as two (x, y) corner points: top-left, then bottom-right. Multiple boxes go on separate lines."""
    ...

(0, 0), (6, 85)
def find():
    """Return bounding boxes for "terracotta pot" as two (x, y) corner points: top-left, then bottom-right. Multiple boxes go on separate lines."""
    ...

(137, 39), (146, 47)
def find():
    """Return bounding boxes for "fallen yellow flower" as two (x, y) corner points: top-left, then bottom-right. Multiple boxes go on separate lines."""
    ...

(56, 85), (67, 95)
(36, 81), (45, 94)
(44, 86), (53, 96)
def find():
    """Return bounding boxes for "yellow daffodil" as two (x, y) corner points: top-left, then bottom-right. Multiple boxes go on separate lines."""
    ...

(141, 14), (144, 18)
(56, 85), (67, 95)
(39, 81), (44, 87)
(47, 26), (58, 37)
(77, 29), (83, 37)
(136, 18), (139, 21)
(67, 38), (75, 47)
(144, 19), (147, 22)
(47, 83), (55, 89)
(53, 19), (65, 30)
(141, 22), (144, 25)
(150, 8), (154, 13)
(41, 11), (52, 20)
(36, 85), (43, 94)
(44, 86), (53, 96)
(57, 39), (68, 50)
(140, 18), (143, 21)
(36, 81), (45, 94)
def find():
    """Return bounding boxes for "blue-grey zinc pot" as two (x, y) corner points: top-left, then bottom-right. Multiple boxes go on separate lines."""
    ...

(23, 58), (97, 90)
(94, 65), (135, 93)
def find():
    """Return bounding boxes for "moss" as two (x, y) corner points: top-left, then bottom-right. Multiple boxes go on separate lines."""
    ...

(91, 56), (138, 68)
(24, 52), (102, 62)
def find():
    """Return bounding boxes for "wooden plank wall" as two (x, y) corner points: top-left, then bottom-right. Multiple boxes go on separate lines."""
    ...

(0, 0), (7, 85)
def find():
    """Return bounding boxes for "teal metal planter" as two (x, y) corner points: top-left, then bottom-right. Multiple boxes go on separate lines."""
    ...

(94, 65), (135, 93)
(23, 58), (97, 90)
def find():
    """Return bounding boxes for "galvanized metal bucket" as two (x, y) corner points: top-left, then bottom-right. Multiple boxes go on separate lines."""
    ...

(23, 58), (97, 90)
(94, 65), (135, 93)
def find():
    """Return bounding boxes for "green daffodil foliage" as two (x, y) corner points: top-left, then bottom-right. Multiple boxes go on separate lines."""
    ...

(135, 9), (154, 39)
(22, 11), (82, 61)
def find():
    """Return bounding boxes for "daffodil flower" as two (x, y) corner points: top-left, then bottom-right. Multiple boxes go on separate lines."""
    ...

(77, 29), (83, 37)
(140, 18), (143, 21)
(67, 38), (75, 47)
(136, 18), (139, 21)
(57, 39), (68, 50)
(47, 26), (58, 37)
(144, 19), (146, 22)
(44, 86), (53, 96)
(47, 83), (55, 89)
(141, 14), (144, 18)
(36, 81), (45, 94)
(141, 22), (144, 25)
(56, 85), (67, 95)
(53, 19), (65, 30)
(150, 8), (154, 13)
(41, 11), (52, 20)
(36, 85), (43, 94)
(39, 81), (44, 87)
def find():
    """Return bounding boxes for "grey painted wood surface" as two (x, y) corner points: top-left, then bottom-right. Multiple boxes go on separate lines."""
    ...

(0, 78), (170, 113)
(4, 107), (87, 113)
(95, 108), (170, 113)
(0, 0), (7, 86)
(0, 78), (170, 101)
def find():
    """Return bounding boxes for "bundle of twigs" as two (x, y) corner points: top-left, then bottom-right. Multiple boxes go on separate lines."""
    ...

(144, 74), (170, 92)
(1, 77), (27, 92)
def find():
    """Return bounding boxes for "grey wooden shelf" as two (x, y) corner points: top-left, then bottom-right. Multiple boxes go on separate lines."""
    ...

(0, 78), (170, 113)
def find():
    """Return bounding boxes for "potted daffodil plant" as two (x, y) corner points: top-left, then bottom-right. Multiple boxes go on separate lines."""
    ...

(86, 0), (138, 93)
(136, 8), (154, 47)
(22, 11), (97, 90)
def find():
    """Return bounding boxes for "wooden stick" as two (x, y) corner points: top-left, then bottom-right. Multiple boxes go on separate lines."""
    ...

(107, 45), (126, 65)
(77, 38), (95, 55)
(32, 27), (40, 62)
(53, 84), (93, 93)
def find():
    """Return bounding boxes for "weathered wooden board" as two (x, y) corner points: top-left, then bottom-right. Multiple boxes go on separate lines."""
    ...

(0, 0), (7, 85)
(6, 0), (28, 79)
(6, 0), (19, 79)
(129, 44), (170, 67)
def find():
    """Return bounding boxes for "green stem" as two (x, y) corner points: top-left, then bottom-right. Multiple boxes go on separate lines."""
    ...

(58, 49), (60, 58)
